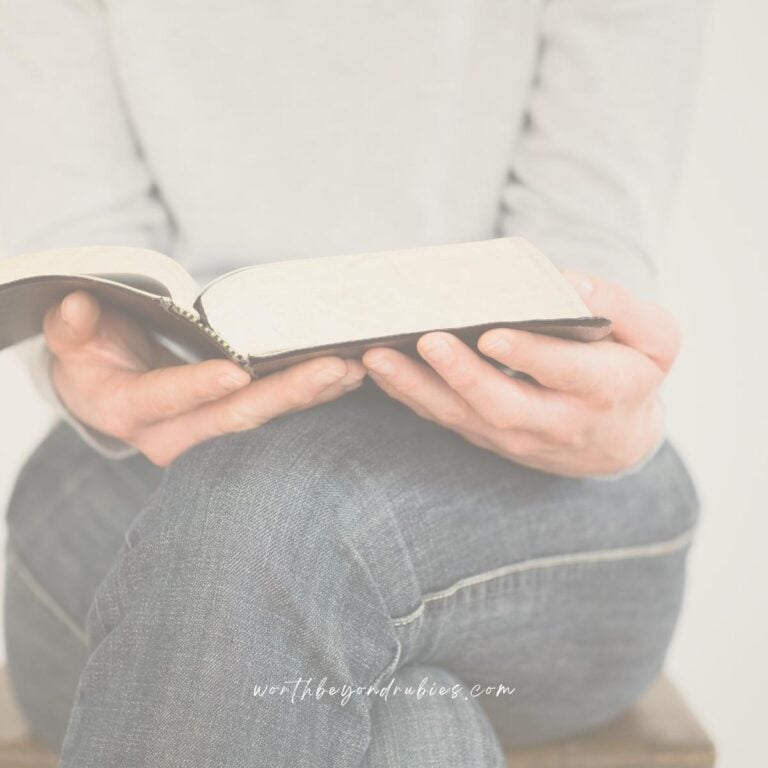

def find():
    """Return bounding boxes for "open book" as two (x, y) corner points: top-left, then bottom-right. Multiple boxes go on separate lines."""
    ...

(0, 237), (610, 375)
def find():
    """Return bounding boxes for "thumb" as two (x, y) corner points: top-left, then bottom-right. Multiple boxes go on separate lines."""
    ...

(43, 291), (102, 358)
(563, 269), (680, 372)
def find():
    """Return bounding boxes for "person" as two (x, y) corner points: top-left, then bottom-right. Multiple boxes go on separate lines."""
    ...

(0, 2), (703, 766)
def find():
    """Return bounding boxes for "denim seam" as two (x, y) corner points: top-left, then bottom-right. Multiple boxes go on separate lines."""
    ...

(341, 456), (426, 687)
(391, 526), (696, 628)
(88, 582), (112, 643)
(339, 528), (406, 691)
(6, 550), (88, 646)
(370, 639), (403, 692)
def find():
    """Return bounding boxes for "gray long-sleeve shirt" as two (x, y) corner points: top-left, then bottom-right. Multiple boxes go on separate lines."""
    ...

(0, 0), (703, 455)
(1, 0), (703, 294)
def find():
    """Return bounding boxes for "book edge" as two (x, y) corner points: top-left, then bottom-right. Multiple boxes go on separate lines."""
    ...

(246, 316), (612, 375)
(0, 246), (199, 311)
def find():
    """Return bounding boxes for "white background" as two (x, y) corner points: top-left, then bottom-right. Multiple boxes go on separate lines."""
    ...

(0, 2), (766, 764)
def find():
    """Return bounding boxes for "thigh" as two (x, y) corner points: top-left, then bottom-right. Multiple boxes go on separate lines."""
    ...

(358, 394), (700, 747)
(402, 536), (694, 748)
(4, 423), (163, 749)
(345, 391), (699, 746)
(220, 382), (699, 747)
(143, 381), (698, 748)
(4, 384), (699, 753)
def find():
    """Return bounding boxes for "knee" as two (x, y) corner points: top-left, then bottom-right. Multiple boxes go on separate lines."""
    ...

(86, 406), (410, 684)
(156, 413), (369, 555)
(113, 403), (410, 618)
(480, 550), (689, 748)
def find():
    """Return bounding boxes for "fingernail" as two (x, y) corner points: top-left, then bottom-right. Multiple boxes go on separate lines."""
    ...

(312, 366), (345, 386)
(565, 270), (594, 297)
(219, 371), (250, 390)
(365, 355), (395, 377)
(420, 334), (452, 362)
(60, 295), (76, 326)
(481, 334), (510, 355)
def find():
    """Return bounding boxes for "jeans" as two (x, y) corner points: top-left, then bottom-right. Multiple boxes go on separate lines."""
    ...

(4, 382), (699, 767)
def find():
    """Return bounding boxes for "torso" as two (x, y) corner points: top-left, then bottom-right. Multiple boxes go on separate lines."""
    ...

(105, 0), (541, 276)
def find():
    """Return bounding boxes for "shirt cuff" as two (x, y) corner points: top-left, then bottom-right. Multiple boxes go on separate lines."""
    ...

(590, 432), (666, 482)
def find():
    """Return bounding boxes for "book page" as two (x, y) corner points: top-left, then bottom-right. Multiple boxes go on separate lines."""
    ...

(199, 238), (592, 359)
(0, 246), (199, 310)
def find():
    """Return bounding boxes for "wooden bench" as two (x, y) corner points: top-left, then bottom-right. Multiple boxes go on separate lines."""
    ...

(0, 668), (714, 767)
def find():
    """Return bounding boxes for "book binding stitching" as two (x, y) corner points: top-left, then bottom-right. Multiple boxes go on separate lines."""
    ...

(159, 297), (253, 373)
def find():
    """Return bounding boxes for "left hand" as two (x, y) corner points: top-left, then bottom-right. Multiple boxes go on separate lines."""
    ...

(362, 272), (679, 477)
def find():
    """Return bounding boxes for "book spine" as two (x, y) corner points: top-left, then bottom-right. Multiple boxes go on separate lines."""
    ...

(159, 298), (253, 373)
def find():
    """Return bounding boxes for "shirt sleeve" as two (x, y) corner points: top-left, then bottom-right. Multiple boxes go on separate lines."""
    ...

(498, 0), (706, 301)
(0, 0), (172, 458)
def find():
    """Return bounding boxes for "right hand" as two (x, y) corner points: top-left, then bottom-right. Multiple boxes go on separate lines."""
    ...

(43, 290), (366, 466)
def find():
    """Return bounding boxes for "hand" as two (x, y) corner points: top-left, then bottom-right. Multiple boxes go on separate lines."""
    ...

(362, 272), (679, 477)
(44, 291), (366, 466)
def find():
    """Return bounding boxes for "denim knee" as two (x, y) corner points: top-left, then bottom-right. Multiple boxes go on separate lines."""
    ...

(86, 405), (420, 664)
(156, 412), (400, 568)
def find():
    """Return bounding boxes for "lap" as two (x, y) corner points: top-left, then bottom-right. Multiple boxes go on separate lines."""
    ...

(5, 381), (699, 748)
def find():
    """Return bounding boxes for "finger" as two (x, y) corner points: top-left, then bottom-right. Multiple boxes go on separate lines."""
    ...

(133, 357), (366, 464)
(118, 359), (253, 428)
(43, 291), (102, 357)
(93, 307), (164, 370)
(363, 347), (605, 468)
(44, 291), (162, 371)
(363, 347), (489, 433)
(563, 270), (681, 372)
(416, 332), (568, 433)
(200, 356), (366, 432)
(362, 356), (437, 423)
(477, 328), (607, 397)
(364, 348), (554, 457)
